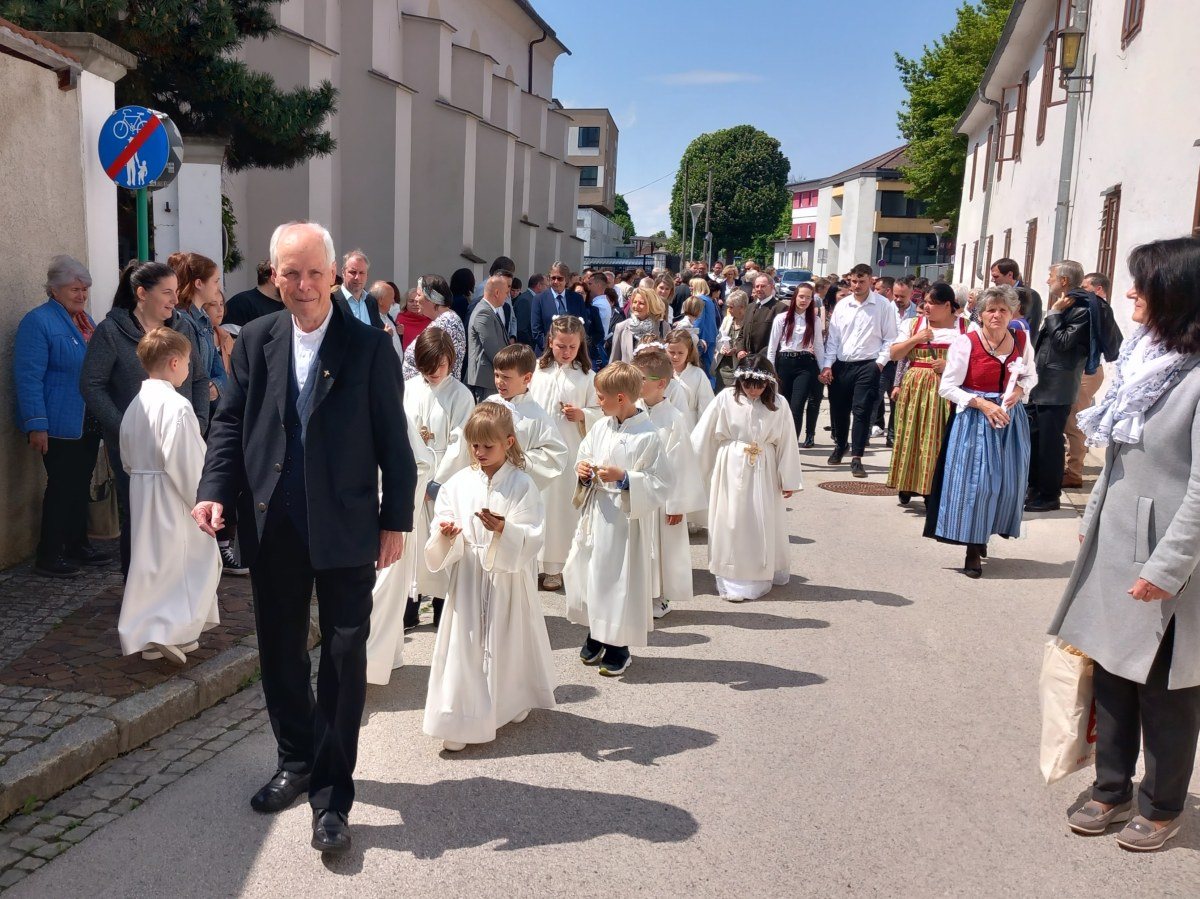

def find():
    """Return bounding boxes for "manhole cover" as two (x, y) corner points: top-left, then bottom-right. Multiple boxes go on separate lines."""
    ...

(817, 481), (899, 496)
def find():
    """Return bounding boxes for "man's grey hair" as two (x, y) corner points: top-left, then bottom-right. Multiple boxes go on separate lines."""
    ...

(980, 284), (1020, 313)
(269, 221), (336, 269)
(754, 273), (773, 287)
(725, 289), (749, 309)
(1052, 259), (1085, 291)
(45, 255), (92, 294)
(342, 248), (370, 268)
(952, 283), (970, 308)
(549, 261), (571, 277)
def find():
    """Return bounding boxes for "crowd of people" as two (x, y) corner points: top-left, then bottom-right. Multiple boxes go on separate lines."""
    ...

(10, 222), (1200, 856)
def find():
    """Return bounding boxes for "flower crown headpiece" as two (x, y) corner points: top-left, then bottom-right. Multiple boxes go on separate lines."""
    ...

(635, 341), (668, 352)
(484, 395), (517, 413)
(552, 314), (584, 324)
(734, 368), (778, 385)
(417, 277), (447, 306)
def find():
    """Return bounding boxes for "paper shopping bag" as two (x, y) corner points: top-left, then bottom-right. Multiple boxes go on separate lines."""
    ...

(1039, 639), (1097, 784)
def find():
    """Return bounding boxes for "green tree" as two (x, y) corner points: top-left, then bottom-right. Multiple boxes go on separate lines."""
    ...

(611, 193), (635, 241)
(669, 126), (790, 261)
(741, 204), (792, 272)
(895, 0), (1013, 234)
(1, 0), (336, 171)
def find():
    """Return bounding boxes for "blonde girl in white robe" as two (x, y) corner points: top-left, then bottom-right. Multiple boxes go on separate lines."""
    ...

(692, 353), (804, 602)
(665, 327), (715, 532)
(632, 347), (708, 618)
(118, 329), (220, 665)
(366, 414), (435, 685)
(403, 328), (476, 627)
(528, 315), (600, 589)
(424, 403), (555, 751)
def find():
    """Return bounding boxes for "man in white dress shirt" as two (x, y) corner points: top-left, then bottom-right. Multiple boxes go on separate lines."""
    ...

(819, 263), (898, 478)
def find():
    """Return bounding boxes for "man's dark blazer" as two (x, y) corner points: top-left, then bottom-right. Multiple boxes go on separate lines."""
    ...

(742, 295), (782, 356)
(513, 289), (536, 347)
(531, 288), (586, 354)
(198, 301), (417, 571)
(332, 288), (385, 330)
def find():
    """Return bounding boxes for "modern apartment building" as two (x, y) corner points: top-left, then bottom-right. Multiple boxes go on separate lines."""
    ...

(564, 107), (621, 256)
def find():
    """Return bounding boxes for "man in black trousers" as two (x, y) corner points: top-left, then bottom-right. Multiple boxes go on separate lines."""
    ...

(193, 221), (416, 855)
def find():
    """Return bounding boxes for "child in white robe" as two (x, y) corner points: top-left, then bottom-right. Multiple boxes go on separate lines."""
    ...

(403, 328), (476, 629)
(633, 347), (708, 619)
(424, 403), (556, 751)
(692, 353), (804, 602)
(564, 362), (670, 677)
(528, 315), (599, 590)
(366, 413), (435, 685)
(666, 327), (715, 533)
(118, 328), (221, 665)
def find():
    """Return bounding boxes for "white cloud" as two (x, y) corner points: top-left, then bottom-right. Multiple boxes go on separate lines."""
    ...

(618, 102), (638, 130)
(649, 70), (765, 86)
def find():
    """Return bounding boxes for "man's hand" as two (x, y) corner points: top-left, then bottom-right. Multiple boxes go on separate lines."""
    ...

(192, 501), (225, 537)
(819, 367), (833, 385)
(1051, 295), (1076, 313)
(28, 431), (48, 454)
(596, 465), (625, 484)
(665, 513), (683, 526)
(1129, 577), (1171, 602)
(208, 382), (219, 402)
(377, 529), (405, 571)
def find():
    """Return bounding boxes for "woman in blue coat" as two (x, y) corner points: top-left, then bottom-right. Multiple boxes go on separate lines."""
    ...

(13, 256), (112, 577)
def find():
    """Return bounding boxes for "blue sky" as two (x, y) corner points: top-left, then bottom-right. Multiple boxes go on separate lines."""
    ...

(538, 0), (963, 236)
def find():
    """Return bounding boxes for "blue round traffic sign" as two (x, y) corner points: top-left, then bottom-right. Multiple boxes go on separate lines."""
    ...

(98, 105), (170, 190)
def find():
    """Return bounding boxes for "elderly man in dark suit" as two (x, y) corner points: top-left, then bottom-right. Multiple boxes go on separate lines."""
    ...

(532, 261), (586, 353)
(468, 274), (513, 399)
(193, 222), (416, 856)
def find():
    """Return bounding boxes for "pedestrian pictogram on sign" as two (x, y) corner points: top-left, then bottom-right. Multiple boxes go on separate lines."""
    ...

(97, 105), (170, 190)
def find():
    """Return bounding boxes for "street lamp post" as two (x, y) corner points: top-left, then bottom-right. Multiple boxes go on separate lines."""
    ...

(931, 221), (948, 268)
(688, 202), (705, 265)
(877, 236), (888, 271)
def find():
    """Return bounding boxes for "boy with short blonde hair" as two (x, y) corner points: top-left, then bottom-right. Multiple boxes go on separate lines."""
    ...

(564, 362), (670, 676)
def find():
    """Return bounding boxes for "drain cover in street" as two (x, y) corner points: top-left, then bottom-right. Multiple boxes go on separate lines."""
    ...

(817, 481), (899, 496)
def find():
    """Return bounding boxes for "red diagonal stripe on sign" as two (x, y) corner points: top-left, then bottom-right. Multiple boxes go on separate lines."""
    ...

(105, 114), (162, 180)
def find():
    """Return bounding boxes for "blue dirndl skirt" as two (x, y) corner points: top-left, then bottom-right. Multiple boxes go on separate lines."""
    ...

(928, 391), (1031, 545)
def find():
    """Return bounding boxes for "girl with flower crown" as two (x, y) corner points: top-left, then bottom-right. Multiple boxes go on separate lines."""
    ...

(691, 352), (804, 602)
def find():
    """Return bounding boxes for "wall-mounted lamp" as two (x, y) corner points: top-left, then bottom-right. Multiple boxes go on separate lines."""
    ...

(1057, 24), (1093, 92)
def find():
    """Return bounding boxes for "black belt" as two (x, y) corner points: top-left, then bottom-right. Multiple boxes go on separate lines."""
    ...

(777, 350), (814, 357)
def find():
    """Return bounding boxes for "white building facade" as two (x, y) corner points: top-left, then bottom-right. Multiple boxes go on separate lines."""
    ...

(224, 0), (583, 292)
(576, 207), (624, 257)
(955, 0), (1200, 329)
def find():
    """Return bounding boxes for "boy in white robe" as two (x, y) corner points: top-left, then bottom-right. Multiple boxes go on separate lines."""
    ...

(424, 403), (556, 751)
(528, 315), (600, 590)
(118, 328), (221, 665)
(365, 414), (435, 685)
(692, 353), (804, 602)
(633, 347), (707, 618)
(403, 328), (475, 629)
(440, 345), (568, 495)
(564, 362), (670, 677)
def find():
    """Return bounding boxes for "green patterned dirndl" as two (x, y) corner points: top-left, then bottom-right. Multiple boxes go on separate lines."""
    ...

(886, 318), (965, 495)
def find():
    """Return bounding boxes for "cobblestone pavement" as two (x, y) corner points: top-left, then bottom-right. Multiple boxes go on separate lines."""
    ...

(0, 657), (277, 891)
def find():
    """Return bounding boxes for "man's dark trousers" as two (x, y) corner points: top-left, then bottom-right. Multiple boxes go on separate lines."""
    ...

(874, 361), (898, 439)
(1028, 403), (1071, 503)
(830, 359), (880, 457)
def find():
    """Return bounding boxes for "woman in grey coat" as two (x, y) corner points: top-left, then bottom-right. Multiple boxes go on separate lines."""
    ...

(1049, 236), (1200, 852)
(79, 260), (208, 577)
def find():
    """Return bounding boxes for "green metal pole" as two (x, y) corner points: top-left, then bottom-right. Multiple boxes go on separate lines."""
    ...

(136, 188), (149, 261)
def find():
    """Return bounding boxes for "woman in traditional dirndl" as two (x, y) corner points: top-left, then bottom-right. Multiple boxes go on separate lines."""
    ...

(923, 285), (1037, 577)
(886, 282), (968, 503)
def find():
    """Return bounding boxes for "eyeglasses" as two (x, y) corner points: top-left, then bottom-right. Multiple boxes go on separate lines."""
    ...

(549, 275), (566, 282)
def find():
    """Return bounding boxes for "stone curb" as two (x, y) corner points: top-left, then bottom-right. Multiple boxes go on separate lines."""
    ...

(0, 607), (322, 823)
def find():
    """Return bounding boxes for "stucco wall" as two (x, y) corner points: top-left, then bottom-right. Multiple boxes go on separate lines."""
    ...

(0, 53), (88, 568)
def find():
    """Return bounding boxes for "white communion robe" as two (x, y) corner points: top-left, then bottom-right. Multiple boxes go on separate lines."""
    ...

(441, 392), (569, 493)
(641, 399), (708, 604)
(691, 390), (804, 601)
(563, 411), (670, 647)
(671, 365), (715, 530)
(366, 414), (435, 685)
(423, 462), (556, 744)
(404, 374), (475, 599)
(529, 362), (600, 574)
(117, 379), (220, 655)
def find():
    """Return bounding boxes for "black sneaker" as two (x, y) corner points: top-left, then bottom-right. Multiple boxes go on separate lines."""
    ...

(219, 542), (249, 576)
(850, 458), (867, 478)
(827, 448), (845, 465)
(580, 635), (605, 666)
(34, 556), (81, 578)
(598, 647), (631, 677)
(802, 437), (815, 449)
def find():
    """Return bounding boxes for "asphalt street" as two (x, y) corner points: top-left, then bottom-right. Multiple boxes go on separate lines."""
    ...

(12, 444), (1200, 897)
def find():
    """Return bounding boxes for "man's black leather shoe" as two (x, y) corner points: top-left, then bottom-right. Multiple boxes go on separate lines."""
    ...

(33, 556), (80, 578)
(1024, 498), (1061, 513)
(66, 544), (112, 565)
(250, 770), (310, 813)
(827, 448), (845, 465)
(312, 809), (351, 854)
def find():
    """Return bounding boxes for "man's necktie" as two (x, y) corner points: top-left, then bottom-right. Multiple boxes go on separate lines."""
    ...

(555, 294), (565, 315)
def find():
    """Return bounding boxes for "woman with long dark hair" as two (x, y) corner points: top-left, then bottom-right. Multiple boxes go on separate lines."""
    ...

(80, 260), (208, 576)
(767, 282), (825, 448)
(1050, 236), (1200, 852)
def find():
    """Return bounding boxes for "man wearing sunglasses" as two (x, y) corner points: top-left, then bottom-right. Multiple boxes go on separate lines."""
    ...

(532, 261), (587, 353)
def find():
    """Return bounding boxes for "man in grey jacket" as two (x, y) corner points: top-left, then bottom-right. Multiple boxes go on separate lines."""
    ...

(1025, 260), (1092, 512)
(467, 275), (512, 400)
